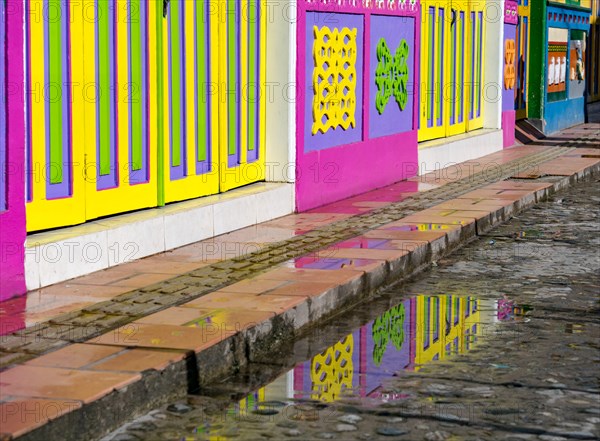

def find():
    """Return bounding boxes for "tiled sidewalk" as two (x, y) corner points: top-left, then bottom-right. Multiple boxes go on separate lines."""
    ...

(1, 130), (599, 439)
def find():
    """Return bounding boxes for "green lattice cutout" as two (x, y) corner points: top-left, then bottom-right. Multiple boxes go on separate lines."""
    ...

(372, 303), (405, 366)
(375, 38), (409, 114)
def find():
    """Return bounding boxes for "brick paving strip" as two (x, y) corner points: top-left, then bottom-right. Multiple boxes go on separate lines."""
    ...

(1, 138), (599, 440)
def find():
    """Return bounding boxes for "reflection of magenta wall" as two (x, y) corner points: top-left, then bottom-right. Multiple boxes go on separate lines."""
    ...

(295, 2), (419, 212)
(0, 1), (26, 300)
(502, 22), (517, 148)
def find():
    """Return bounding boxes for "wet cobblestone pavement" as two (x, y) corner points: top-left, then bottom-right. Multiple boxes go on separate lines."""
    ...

(105, 177), (600, 441)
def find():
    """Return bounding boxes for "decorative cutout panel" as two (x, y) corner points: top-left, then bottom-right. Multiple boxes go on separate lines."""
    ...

(375, 38), (410, 114)
(504, 39), (516, 89)
(311, 335), (354, 402)
(311, 26), (358, 135)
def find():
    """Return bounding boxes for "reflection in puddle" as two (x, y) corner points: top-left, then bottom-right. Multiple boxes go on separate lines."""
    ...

(496, 295), (532, 321)
(204, 295), (495, 430)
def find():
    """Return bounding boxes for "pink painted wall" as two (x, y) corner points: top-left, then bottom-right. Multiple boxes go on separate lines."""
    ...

(0, 1), (27, 300)
(502, 111), (516, 148)
(295, 1), (420, 212)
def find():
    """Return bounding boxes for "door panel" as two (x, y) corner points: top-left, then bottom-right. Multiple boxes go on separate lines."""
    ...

(162, 0), (219, 203)
(218, 0), (266, 192)
(467, 2), (485, 131)
(83, 0), (158, 219)
(446, 1), (468, 136)
(26, 0), (86, 232)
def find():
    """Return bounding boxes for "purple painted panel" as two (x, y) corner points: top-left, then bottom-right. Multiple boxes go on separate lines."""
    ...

(368, 15), (415, 139)
(304, 12), (364, 152)
(503, 24), (517, 112)
(505, 1), (519, 25)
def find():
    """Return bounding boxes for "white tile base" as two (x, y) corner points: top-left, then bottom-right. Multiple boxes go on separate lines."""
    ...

(25, 183), (294, 291)
(418, 129), (504, 174)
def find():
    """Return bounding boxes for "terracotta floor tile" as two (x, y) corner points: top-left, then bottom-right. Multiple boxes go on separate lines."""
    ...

(216, 278), (288, 294)
(432, 200), (512, 210)
(482, 181), (552, 191)
(134, 307), (213, 326)
(90, 348), (187, 372)
(27, 284), (130, 299)
(25, 344), (124, 369)
(459, 189), (534, 200)
(62, 269), (138, 286)
(396, 214), (475, 226)
(88, 323), (225, 352)
(0, 366), (140, 404)
(418, 208), (492, 221)
(265, 281), (338, 297)
(181, 290), (305, 314)
(0, 398), (82, 438)
(119, 259), (207, 275)
(363, 228), (448, 242)
(292, 255), (384, 272)
(255, 267), (364, 285)
(109, 273), (174, 288)
(184, 309), (273, 333)
(316, 247), (409, 261)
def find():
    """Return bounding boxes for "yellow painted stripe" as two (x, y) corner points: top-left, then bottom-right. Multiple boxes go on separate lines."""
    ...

(82, 0), (96, 199)
(259, 0), (267, 163)
(30, 0), (46, 203)
(116, 0), (129, 186)
(185, 0), (195, 176)
(240, 0), (248, 165)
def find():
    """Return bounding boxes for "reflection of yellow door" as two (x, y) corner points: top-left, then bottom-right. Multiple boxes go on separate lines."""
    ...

(419, 0), (486, 142)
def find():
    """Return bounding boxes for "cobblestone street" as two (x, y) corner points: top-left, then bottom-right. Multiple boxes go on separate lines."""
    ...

(105, 176), (600, 441)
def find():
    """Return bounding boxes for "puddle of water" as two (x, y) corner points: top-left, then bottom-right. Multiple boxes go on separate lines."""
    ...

(191, 294), (503, 438)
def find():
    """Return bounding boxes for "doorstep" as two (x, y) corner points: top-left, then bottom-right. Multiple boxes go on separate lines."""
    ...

(25, 183), (294, 291)
(418, 128), (504, 171)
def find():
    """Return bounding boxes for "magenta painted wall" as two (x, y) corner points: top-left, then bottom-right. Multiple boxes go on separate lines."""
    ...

(502, 111), (516, 148)
(295, 1), (420, 212)
(0, 1), (26, 300)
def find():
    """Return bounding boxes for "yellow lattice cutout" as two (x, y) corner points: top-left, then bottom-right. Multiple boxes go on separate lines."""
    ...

(504, 39), (516, 90)
(312, 26), (358, 135)
(310, 335), (354, 402)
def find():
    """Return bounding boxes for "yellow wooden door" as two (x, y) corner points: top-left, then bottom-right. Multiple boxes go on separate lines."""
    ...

(26, 0), (86, 232)
(445, 0), (469, 136)
(217, 0), (267, 192)
(466, 0), (486, 131)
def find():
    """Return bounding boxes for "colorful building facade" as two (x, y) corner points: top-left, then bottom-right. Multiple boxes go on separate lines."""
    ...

(295, 0), (420, 211)
(528, 0), (592, 133)
(0, 1), (595, 298)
